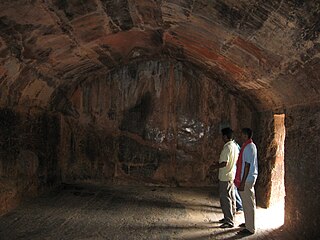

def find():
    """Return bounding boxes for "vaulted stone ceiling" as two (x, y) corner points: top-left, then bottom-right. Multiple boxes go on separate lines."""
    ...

(0, 0), (319, 112)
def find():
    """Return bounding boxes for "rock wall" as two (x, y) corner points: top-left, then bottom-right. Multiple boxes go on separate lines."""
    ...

(59, 60), (253, 186)
(270, 114), (285, 206)
(254, 111), (277, 207)
(284, 103), (320, 238)
(0, 109), (60, 215)
(254, 111), (285, 208)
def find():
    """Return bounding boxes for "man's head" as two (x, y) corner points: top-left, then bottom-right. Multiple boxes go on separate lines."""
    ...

(241, 128), (253, 141)
(221, 127), (234, 142)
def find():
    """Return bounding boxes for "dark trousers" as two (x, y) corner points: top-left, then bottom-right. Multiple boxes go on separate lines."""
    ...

(219, 181), (236, 225)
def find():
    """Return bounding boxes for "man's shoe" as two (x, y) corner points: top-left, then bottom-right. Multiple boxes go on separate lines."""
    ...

(220, 222), (234, 228)
(218, 218), (225, 223)
(236, 209), (243, 214)
(237, 229), (254, 235)
(239, 223), (246, 227)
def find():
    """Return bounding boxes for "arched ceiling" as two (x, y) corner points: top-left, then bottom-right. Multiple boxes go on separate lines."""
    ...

(0, 0), (319, 112)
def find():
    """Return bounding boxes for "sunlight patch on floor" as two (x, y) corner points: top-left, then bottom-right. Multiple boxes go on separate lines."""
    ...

(256, 200), (284, 229)
(174, 187), (285, 239)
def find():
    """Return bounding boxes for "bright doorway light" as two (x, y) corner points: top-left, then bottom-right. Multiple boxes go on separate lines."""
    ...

(264, 113), (286, 228)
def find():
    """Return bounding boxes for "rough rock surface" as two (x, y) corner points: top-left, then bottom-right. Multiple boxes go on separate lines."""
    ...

(0, 0), (319, 112)
(284, 104), (320, 239)
(0, 109), (60, 214)
(0, 0), (319, 238)
(0, 183), (294, 240)
(59, 60), (252, 186)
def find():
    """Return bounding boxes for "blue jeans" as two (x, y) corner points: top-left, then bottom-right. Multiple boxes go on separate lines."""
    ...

(235, 186), (243, 210)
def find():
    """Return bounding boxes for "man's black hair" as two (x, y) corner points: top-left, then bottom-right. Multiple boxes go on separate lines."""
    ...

(221, 127), (234, 140)
(242, 128), (253, 138)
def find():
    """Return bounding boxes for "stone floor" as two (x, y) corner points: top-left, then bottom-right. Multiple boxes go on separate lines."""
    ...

(0, 183), (297, 240)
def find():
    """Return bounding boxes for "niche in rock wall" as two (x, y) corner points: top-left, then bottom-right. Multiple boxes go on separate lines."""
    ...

(59, 60), (253, 185)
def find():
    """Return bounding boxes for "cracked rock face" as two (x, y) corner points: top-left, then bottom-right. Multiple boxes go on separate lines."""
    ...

(0, 0), (319, 111)
(58, 60), (252, 185)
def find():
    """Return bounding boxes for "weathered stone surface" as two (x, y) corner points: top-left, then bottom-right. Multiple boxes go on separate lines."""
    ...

(284, 103), (320, 238)
(0, 109), (60, 215)
(0, 0), (319, 237)
(0, 183), (294, 240)
(254, 112), (285, 209)
(0, 0), (319, 111)
(253, 111), (276, 208)
(58, 60), (252, 186)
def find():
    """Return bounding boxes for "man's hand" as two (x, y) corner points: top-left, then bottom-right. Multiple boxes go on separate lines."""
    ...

(208, 164), (218, 174)
(208, 161), (227, 174)
(238, 162), (250, 192)
(211, 162), (218, 169)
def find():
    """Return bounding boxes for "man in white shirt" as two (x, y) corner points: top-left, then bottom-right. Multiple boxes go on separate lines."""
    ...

(211, 127), (239, 228)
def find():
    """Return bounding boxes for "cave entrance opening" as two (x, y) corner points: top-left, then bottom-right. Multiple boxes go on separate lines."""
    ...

(262, 113), (286, 229)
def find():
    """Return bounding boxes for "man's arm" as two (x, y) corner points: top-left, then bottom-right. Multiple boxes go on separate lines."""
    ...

(212, 161), (227, 169)
(209, 146), (229, 172)
(208, 161), (227, 174)
(238, 162), (250, 191)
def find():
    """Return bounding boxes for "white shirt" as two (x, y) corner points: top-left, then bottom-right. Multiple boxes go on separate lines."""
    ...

(219, 140), (240, 181)
(241, 142), (258, 182)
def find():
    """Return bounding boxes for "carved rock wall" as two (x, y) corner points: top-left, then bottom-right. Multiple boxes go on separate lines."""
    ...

(59, 60), (252, 186)
(254, 111), (285, 208)
(0, 0), (319, 237)
(0, 109), (60, 215)
(253, 111), (276, 208)
(284, 104), (320, 238)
